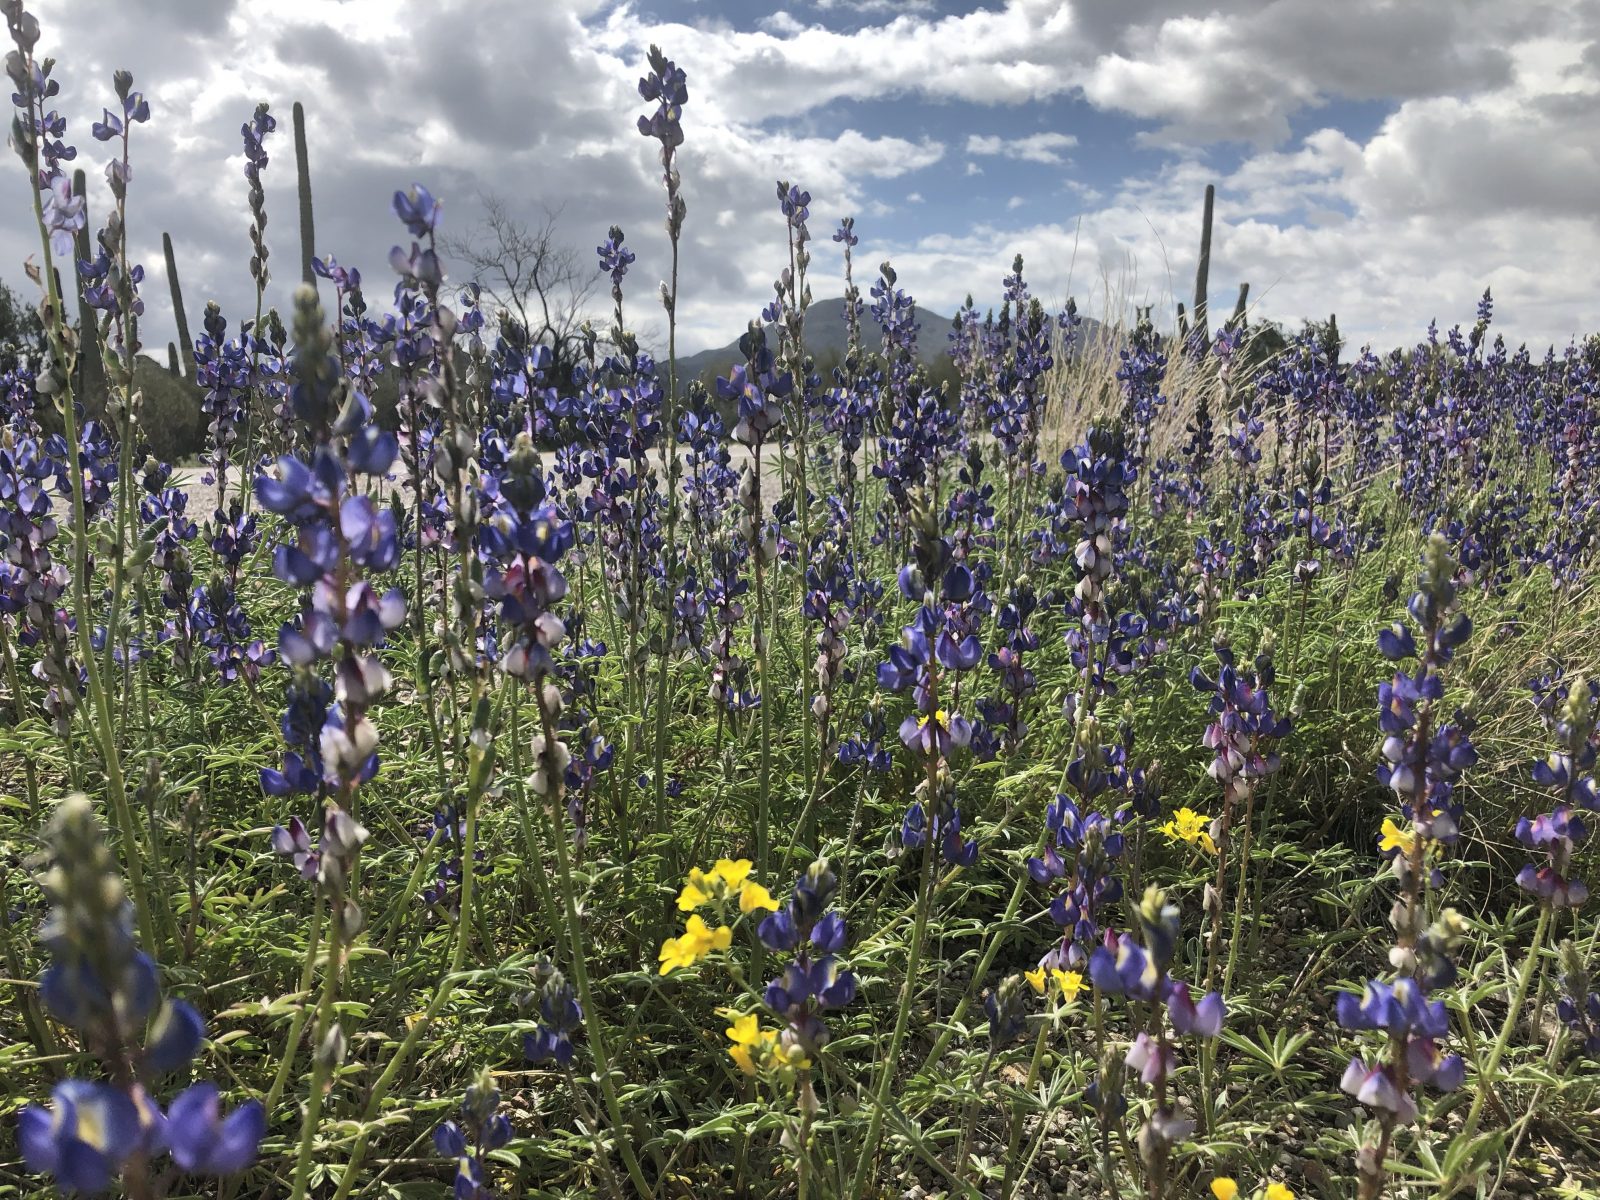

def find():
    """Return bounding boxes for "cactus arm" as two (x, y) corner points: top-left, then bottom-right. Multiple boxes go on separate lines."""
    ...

(1194, 182), (1214, 351)
(293, 101), (317, 290)
(162, 231), (197, 380)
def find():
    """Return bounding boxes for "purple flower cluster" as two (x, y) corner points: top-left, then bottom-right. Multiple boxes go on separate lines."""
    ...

(758, 859), (857, 1053)
(1516, 671), (1598, 908)
(1027, 793), (1123, 968)
(523, 964), (584, 1067)
(21, 797), (262, 1194)
(1088, 888), (1224, 1174)
(433, 1071), (513, 1200)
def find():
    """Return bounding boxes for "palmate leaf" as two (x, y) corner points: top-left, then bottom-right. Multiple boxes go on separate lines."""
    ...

(1218, 1026), (1313, 1075)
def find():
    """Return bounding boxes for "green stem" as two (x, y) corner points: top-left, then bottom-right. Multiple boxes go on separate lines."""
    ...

(753, 442), (773, 881)
(18, 117), (158, 955)
(916, 821), (1047, 1075)
(650, 216), (682, 859)
(264, 892), (325, 1120)
(1223, 776), (1258, 996)
(328, 674), (502, 1199)
(286, 896), (348, 1200)
(954, 1047), (995, 1185)
(1459, 907), (1551, 1145)
(536, 688), (657, 1200)
(849, 832), (937, 1200)
(999, 1019), (1050, 1199)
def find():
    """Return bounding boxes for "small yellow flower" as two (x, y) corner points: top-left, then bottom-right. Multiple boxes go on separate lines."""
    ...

(1052, 969), (1085, 1004)
(678, 858), (774, 915)
(719, 1007), (802, 1075)
(1028, 967), (1085, 1004)
(1378, 817), (1415, 856)
(1161, 807), (1218, 854)
(657, 933), (695, 974)
(725, 1010), (761, 1045)
(657, 913), (732, 975)
(676, 866), (718, 911)
(720, 1007), (765, 1074)
(774, 1039), (811, 1071)
(1210, 1180), (1239, 1200)
(713, 858), (753, 888)
(688, 913), (732, 951)
(738, 881), (779, 913)
(1263, 1185), (1294, 1200)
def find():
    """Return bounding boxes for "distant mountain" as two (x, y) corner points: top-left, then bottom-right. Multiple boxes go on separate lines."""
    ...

(674, 296), (956, 386)
(673, 295), (1110, 388)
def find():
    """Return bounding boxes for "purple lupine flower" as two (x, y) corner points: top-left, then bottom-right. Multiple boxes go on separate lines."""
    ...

(19, 1080), (151, 1193)
(757, 860), (856, 1055)
(523, 966), (583, 1066)
(984, 973), (1030, 1045)
(1087, 888), (1219, 1170)
(256, 287), (400, 940)
(18, 795), (261, 1194)
(164, 1084), (266, 1175)
(881, 495), (983, 865)
(1029, 793), (1123, 968)
(1337, 537), (1475, 1196)
(433, 1070), (511, 1200)
(1516, 673), (1597, 908)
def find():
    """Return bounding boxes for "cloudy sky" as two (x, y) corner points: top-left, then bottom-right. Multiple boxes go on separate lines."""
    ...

(8, 0), (1600, 360)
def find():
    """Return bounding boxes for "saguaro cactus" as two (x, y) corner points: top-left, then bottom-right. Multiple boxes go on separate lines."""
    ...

(1230, 282), (1250, 330)
(71, 169), (106, 412)
(293, 101), (317, 290)
(163, 231), (197, 380)
(1193, 182), (1214, 352)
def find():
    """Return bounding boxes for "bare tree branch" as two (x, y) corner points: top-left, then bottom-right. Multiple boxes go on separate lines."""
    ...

(440, 191), (602, 381)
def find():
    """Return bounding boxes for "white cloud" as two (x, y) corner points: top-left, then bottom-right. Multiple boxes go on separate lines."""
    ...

(811, 0), (938, 13)
(3, 0), (1596, 365)
(593, 0), (1600, 349)
(966, 132), (1078, 164)
(858, 50), (1600, 353)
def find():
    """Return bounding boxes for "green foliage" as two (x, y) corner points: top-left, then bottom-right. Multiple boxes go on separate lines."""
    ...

(0, 275), (43, 376)
(132, 353), (203, 462)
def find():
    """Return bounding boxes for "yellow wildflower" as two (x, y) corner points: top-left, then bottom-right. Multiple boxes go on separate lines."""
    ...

(676, 867), (717, 911)
(738, 881), (779, 913)
(725, 1010), (761, 1044)
(1161, 807), (1218, 854)
(723, 1010), (765, 1074)
(657, 934), (697, 974)
(1027, 967), (1086, 1004)
(773, 1038), (811, 1071)
(677, 858), (776, 915)
(1378, 817), (1415, 856)
(719, 1007), (808, 1075)
(1052, 969), (1085, 1004)
(657, 913), (732, 975)
(713, 858), (753, 888)
(1210, 1181), (1238, 1200)
(1264, 1186), (1294, 1200)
